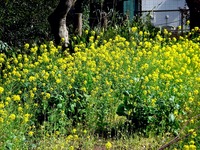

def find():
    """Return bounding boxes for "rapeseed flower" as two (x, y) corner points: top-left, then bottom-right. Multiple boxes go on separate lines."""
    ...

(183, 145), (189, 150)
(9, 114), (16, 120)
(72, 128), (77, 134)
(73, 134), (78, 140)
(186, 20), (190, 25)
(0, 87), (4, 94)
(56, 78), (62, 84)
(28, 131), (34, 136)
(18, 106), (23, 112)
(24, 113), (31, 123)
(66, 135), (73, 143)
(0, 102), (4, 109)
(69, 146), (74, 150)
(131, 27), (137, 32)
(12, 95), (21, 102)
(24, 43), (29, 49)
(194, 26), (199, 32)
(91, 30), (95, 36)
(0, 117), (4, 123)
(189, 145), (196, 150)
(105, 141), (112, 150)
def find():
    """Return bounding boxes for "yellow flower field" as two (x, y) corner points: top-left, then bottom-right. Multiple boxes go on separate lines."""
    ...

(0, 27), (199, 149)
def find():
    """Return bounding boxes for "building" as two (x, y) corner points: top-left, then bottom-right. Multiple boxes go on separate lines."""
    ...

(123, 0), (189, 29)
(89, 0), (189, 30)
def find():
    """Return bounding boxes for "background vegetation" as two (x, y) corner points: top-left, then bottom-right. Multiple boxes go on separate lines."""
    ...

(0, 0), (91, 47)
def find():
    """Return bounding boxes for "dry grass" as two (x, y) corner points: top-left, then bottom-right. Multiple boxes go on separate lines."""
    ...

(36, 133), (173, 150)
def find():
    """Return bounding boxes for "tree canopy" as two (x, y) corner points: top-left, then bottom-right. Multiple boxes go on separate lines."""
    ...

(186, 0), (200, 30)
(0, 0), (60, 47)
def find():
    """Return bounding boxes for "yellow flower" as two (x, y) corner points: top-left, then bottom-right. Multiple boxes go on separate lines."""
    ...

(143, 90), (147, 95)
(0, 102), (4, 108)
(9, 114), (16, 120)
(194, 26), (199, 31)
(56, 78), (62, 84)
(69, 146), (74, 150)
(189, 145), (196, 150)
(30, 46), (38, 53)
(55, 131), (60, 135)
(66, 135), (73, 143)
(24, 43), (29, 49)
(131, 27), (137, 32)
(30, 91), (35, 99)
(45, 93), (51, 99)
(0, 86), (4, 94)
(85, 30), (89, 35)
(189, 140), (195, 145)
(29, 76), (36, 82)
(73, 134), (78, 140)
(61, 38), (65, 43)
(105, 141), (112, 150)
(183, 145), (189, 150)
(72, 128), (77, 134)
(139, 31), (143, 36)
(12, 95), (21, 102)
(188, 97), (194, 103)
(91, 30), (95, 36)
(186, 20), (190, 25)
(194, 90), (199, 95)
(28, 131), (34, 136)
(18, 106), (23, 112)
(6, 97), (11, 101)
(188, 129), (195, 133)
(89, 36), (94, 42)
(83, 129), (87, 134)
(192, 132), (197, 138)
(80, 87), (87, 92)
(0, 117), (4, 123)
(24, 113), (31, 123)
(73, 36), (77, 40)
(33, 87), (37, 92)
(163, 29), (168, 35)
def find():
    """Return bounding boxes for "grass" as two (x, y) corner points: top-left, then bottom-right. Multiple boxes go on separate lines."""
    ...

(36, 132), (170, 150)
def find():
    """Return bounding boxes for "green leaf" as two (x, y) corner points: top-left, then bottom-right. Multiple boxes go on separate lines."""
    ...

(169, 113), (175, 122)
(116, 103), (126, 116)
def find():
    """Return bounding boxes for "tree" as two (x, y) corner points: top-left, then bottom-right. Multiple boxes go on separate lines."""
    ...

(48, 0), (124, 47)
(48, 0), (86, 48)
(186, 0), (200, 30)
(0, 0), (58, 47)
(48, 0), (76, 48)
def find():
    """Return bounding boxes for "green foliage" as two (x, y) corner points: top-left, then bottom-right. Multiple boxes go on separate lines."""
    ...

(0, 0), (91, 48)
(0, 40), (12, 53)
(117, 91), (180, 134)
(0, 0), (59, 47)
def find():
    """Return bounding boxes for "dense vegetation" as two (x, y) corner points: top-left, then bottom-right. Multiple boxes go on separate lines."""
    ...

(1, 24), (200, 149)
(0, 1), (200, 149)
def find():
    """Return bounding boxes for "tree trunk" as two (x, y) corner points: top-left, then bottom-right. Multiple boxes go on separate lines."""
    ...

(74, 13), (82, 36)
(186, 0), (200, 30)
(48, 0), (76, 47)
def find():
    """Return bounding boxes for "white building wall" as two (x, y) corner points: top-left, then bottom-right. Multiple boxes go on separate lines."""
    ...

(142, 0), (187, 28)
